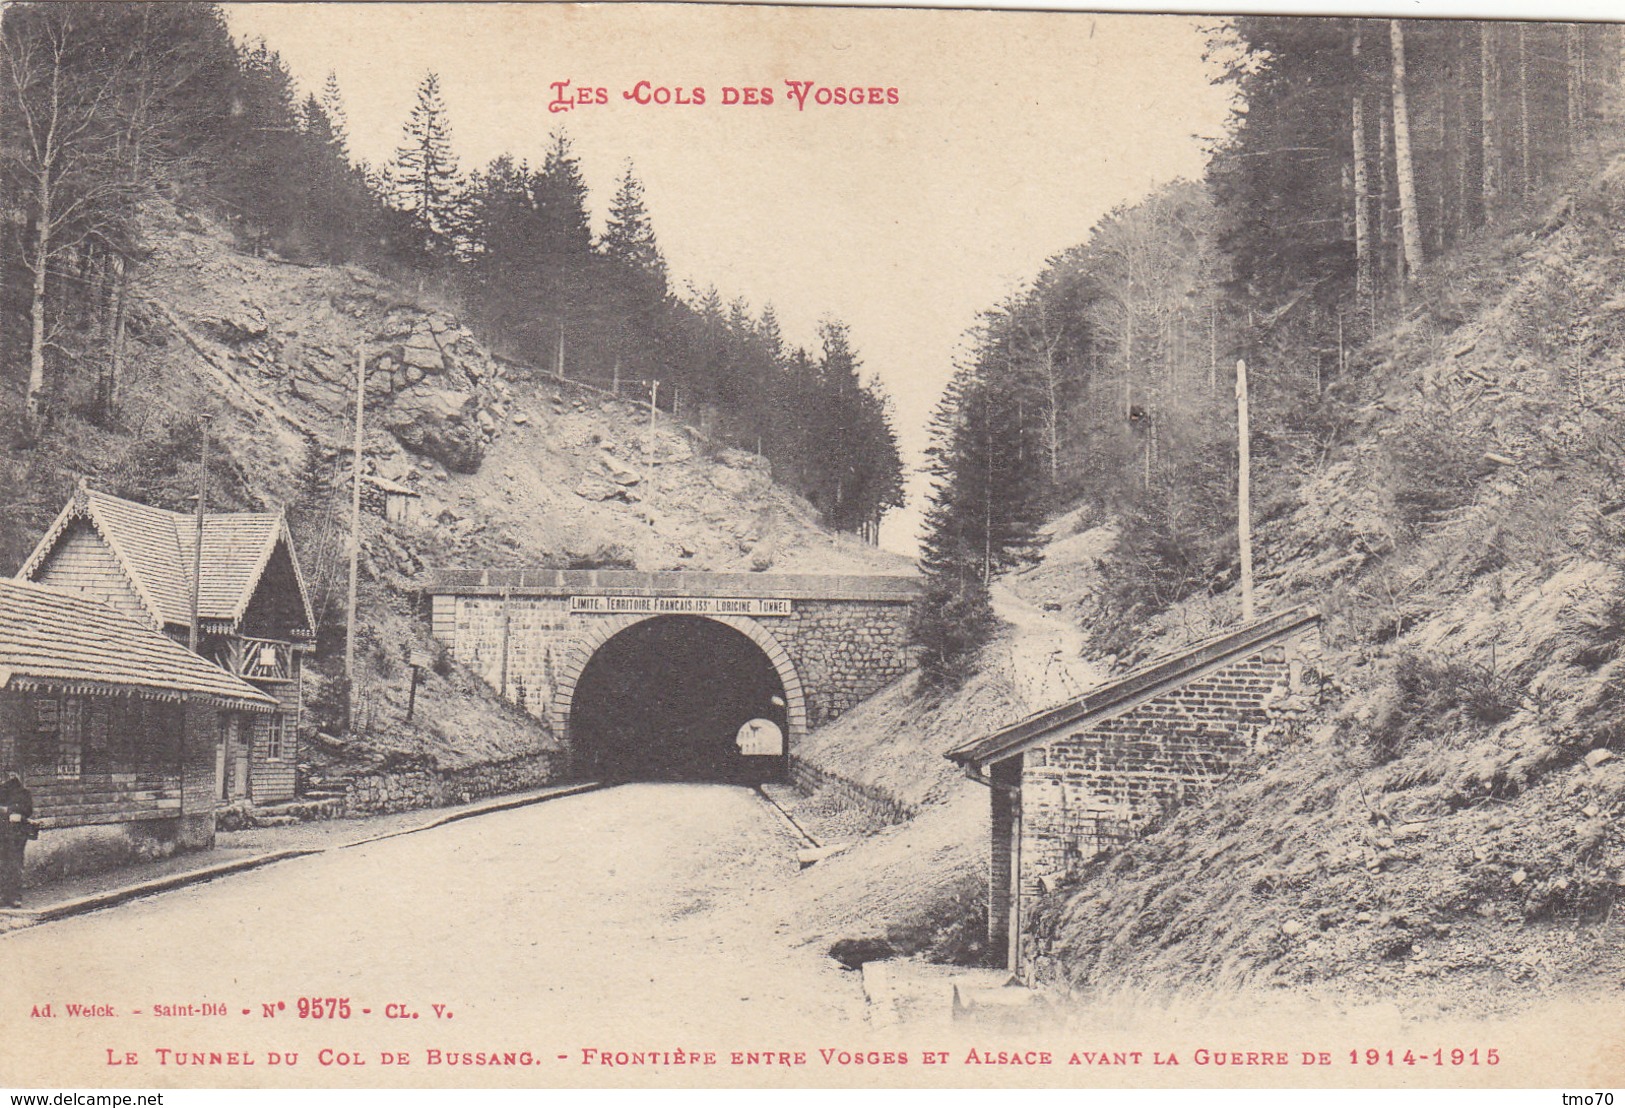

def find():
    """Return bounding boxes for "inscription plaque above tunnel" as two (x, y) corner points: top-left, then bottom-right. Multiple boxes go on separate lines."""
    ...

(428, 570), (920, 782)
(567, 595), (793, 617)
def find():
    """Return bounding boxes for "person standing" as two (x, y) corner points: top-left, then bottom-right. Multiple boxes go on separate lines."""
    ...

(0, 773), (35, 908)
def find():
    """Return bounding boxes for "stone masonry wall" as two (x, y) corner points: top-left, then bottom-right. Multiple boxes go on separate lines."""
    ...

(432, 594), (914, 736)
(435, 594), (576, 724)
(788, 600), (912, 726)
(1018, 623), (1323, 898)
(788, 755), (918, 828)
(343, 751), (559, 815)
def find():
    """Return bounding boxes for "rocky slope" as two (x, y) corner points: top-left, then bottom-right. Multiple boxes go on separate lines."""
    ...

(135, 202), (908, 580)
(1, 200), (905, 774)
(1023, 149), (1625, 1015)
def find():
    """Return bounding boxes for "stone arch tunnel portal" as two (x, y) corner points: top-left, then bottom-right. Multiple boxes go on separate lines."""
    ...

(569, 615), (790, 783)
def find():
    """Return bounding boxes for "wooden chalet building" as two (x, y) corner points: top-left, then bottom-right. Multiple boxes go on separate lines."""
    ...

(17, 484), (316, 805)
(0, 579), (277, 879)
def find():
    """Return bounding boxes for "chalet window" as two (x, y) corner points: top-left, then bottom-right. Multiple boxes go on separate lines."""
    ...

(83, 698), (110, 769)
(27, 694), (82, 778)
(266, 713), (286, 761)
(82, 699), (144, 774)
(139, 702), (184, 762)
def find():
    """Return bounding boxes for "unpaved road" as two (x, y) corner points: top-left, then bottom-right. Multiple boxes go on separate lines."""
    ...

(0, 784), (866, 1086)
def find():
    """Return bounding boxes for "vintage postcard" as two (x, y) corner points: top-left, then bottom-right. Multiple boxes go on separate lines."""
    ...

(1, 0), (1622, 1093)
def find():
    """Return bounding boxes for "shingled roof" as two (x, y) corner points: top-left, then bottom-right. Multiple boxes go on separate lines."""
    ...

(0, 580), (277, 711)
(17, 485), (315, 635)
(947, 606), (1321, 770)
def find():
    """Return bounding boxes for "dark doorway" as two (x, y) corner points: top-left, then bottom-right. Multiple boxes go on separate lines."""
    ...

(570, 616), (789, 783)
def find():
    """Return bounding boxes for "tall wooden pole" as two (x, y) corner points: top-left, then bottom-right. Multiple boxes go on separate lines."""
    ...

(1352, 27), (1372, 301)
(1237, 358), (1254, 623)
(649, 379), (659, 434)
(1518, 23), (1531, 198)
(1481, 22), (1499, 221)
(498, 588), (512, 700)
(345, 341), (365, 690)
(188, 424), (208, 653)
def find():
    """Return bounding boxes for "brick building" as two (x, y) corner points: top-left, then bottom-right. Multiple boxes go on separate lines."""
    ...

(948, 607), (1323, 973)
(17, 484), (316, 804)
(0, 579), (277, 883)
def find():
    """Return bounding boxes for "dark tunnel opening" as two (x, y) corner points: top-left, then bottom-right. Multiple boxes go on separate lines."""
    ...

(570, 616), (789, 783)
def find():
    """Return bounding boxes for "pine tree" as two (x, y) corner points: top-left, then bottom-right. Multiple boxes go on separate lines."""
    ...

(320, 71), (349, 159)
(388, 71), (463, 262)
(601, 161), (670, 388)
(534, 129), (592, 257)
(602, 161), (664, 282)
(908, 310), (1049, 686)
(523, 130), (595, 369)
(807, 320), (904, 537)
(758, 305), (784, 363)
(910, 371), (999, 690)
(224, 38), (305, 250)
(465, 152), (544, 344)
(907, 567), (997, 692)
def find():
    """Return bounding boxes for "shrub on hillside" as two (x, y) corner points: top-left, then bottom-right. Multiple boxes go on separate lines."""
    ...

(1379, 417), (1486, 533)
(1090, 452), (1236, 656)
(908, 572), (997, 693)
(1570, 658), (1625, 752)
(1471, 470), (1588, 578)
(103, 408), (261, 515)
(1570, 582), (1625, 670)
(304, 673), (351, 738)
(1364, 650), (1523, 763)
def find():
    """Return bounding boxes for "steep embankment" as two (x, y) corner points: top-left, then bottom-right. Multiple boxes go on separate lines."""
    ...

(769, 151), (1625, 1014)
(1, 200), (904, 774)
(1028, 152), (1625, 1015)
(770, 514), (1102, 962)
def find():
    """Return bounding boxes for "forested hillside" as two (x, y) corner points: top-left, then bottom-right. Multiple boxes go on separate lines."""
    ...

(914, 18), (1625, 666)
(900, 17), (1625, 1005)
(0, 2), (903, 543)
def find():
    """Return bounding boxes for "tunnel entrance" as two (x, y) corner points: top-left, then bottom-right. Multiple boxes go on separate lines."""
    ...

(570, 616), (790, 783)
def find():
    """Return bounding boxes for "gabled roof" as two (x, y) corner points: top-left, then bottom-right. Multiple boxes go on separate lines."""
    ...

(947, 606), (1321, 770)
(364, 473), (420, 498)
(0, 580), (276, 712)
(17, 485), (315, 635)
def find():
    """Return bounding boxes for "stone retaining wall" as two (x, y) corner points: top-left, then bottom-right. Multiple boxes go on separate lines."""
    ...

(343, 750), (561, 815)
(788, 755), (917, 828)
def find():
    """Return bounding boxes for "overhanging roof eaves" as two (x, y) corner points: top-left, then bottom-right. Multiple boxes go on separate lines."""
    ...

(0, 579), (278, 711)
(3, 674), (277, 713)
(946, 606), (1320, 770)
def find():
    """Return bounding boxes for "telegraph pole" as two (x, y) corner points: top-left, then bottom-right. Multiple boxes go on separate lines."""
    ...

(649, 379), (659, 434)
(188, 423), (208, 653)
(1236, 358), (1254, 622)
(345, 341), (365, 692)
